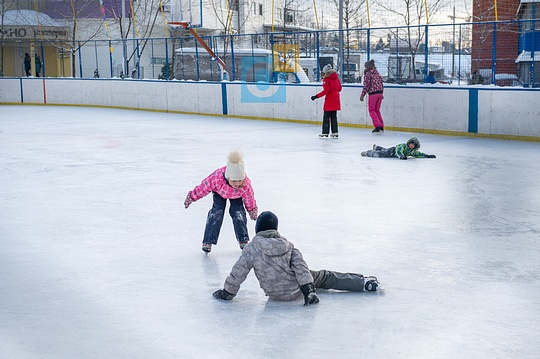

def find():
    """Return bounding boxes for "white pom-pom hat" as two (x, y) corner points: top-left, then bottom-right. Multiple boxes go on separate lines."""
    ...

(225, 150), (245, 180)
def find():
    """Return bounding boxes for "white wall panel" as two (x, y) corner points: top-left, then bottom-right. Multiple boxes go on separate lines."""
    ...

(1, 78), (539, 139)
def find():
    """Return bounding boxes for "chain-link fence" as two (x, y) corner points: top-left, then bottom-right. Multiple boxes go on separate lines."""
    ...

(8, 20), (539, 87)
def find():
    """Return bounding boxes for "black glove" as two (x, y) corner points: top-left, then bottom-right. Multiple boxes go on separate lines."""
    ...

(213, 289), (235, 300)
(399, 155), (408, 160)
(425, 154), (436, 158)
(300, 283), (320, 306)
(311, 95), (317, 101)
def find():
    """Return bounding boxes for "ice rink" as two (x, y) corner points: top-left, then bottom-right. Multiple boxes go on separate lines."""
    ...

(1, 105), (539, 359)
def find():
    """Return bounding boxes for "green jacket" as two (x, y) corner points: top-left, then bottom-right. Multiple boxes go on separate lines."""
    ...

(394, 143), (428, 158)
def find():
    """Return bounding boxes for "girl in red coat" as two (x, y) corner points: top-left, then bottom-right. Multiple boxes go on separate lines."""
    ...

(311, 64), (342, 138)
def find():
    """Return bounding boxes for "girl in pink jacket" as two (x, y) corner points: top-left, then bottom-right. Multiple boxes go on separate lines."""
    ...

(184, 150), (258, 253)
(360, 59), (385, 134)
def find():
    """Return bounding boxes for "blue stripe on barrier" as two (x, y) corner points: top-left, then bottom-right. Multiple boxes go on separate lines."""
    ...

(221, 83), (227, 115)
(468, 89), (478, 133)
(20, 78), (24, 103)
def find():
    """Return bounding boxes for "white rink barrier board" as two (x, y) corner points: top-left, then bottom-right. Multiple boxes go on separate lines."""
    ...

(1, 78), (539, 139)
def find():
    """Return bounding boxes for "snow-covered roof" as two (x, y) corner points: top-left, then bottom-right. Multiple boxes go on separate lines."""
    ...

(515, 50), (540, 62)
(2, 9), (64, 27)
(175, 47), (272, 55)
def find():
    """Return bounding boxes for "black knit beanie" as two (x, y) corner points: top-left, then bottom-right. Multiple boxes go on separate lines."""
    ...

(255, 211), (279, 233)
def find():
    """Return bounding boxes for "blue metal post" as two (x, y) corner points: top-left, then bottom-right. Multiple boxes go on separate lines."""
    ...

(151, 39), (155, 79)
(136, 39), (141, 79)
(40, 42), (45, 77)
(109, 40), (113, 78)
(458, 24), (462, 85)
(165, 37), (169, 80)
(367, 28), (371, 61)
(78, 42), (83, 78)
(491, 22), (497, 85)
(530, 5), (536, 87)
(424, 25), (429, 81)
(230, 35), (235, 81)
(315, 32), (320, 82)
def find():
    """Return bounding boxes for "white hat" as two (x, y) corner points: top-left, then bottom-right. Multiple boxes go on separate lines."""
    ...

(225, 150), (245, 180)
(322, 64), (333, 74)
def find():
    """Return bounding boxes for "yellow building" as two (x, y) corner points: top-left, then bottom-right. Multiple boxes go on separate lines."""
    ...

(1, 10), (69, 77)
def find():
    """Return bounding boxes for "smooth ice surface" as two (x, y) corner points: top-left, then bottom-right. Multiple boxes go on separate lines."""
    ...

(1, 106), (540, 359)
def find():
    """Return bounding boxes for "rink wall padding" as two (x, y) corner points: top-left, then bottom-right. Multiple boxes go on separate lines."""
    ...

(1, 77), (539, 140)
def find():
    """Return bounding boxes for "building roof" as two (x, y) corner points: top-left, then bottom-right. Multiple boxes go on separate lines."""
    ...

(515, 50), (540, 62)
(3, 10), (64, 27)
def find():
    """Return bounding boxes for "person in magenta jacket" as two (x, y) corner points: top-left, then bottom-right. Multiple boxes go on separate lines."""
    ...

(360, 59), (385, 134)
(311, 64), (342, 138)
(184, 150), (258, 253)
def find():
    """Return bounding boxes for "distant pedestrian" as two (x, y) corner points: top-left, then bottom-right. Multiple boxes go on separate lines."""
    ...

(34, 54), (42, 77)
(184, 150), (258, 253)
(471, 70), (484, 85)
(24, 53), (31, 77)
(360, 59), (385, 134)
(361, 136), (436, 159)
(425, 71), (436, 84)
(311, 64), (342, 139)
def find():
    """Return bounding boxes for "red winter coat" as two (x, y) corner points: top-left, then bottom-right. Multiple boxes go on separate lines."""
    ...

(316, 70), (342, 111)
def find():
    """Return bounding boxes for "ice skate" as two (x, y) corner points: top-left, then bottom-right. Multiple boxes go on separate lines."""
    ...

(363, 275), (380, 291)
(202, 243), (212, 253)
(361, 151), (368, 157)
(372, 144), (377, 150)
(319, 134), (329, 138)
(331, 133), (339, 139)
(371, 127), (380, 134)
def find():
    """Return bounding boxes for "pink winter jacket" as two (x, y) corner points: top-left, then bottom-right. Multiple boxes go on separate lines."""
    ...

(361, 67), (384, 97)
(223, 230), (314, 301)
(190, 166), (257, 211)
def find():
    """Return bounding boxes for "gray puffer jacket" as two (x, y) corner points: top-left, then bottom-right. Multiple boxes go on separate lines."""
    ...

(223, 229), (314, 301)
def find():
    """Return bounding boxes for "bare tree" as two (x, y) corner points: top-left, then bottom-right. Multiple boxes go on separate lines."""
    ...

(330, 0), (366, 62)
(41, 0), (105, 77)
(376, 0), (449, 80)
(107, 0), (170, 78)
(197, 0), (253, 69)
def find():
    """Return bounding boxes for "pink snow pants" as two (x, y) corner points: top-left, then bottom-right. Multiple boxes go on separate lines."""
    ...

(368, 93), (384, 129)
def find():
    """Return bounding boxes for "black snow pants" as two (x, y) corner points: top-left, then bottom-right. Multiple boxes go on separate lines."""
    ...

(322, 111), (339, 135)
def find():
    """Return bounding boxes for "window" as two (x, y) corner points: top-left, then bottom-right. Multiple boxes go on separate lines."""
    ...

(259, 3), (263, 16)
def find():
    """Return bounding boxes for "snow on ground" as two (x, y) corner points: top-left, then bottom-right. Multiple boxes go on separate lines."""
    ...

(1, 106), (539, 359)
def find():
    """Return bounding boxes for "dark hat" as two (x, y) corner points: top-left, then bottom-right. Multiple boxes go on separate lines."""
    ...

(255, 211), (279, 233)
(364, 59), (375, 69)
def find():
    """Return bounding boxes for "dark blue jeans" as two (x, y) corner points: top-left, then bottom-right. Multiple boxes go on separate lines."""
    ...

(203, 192), (248, 245)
